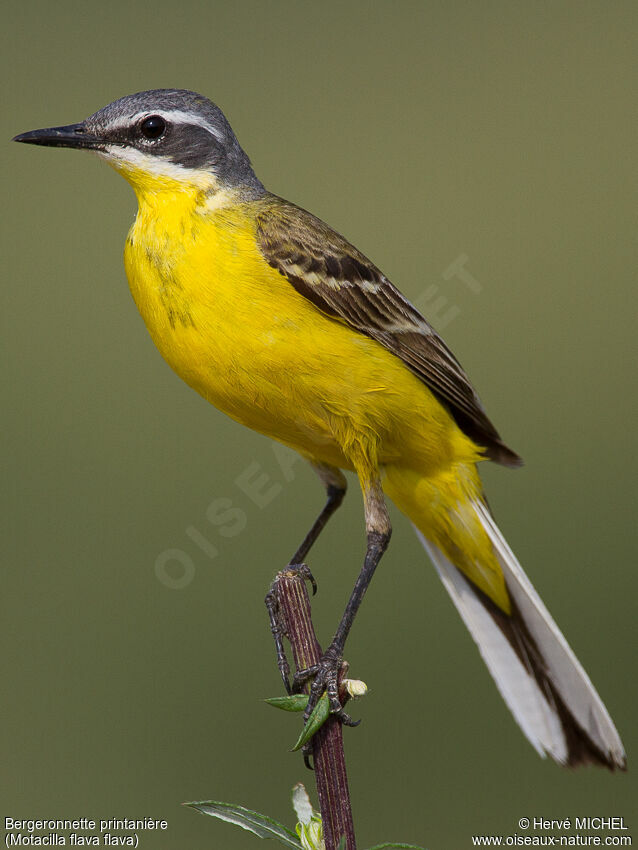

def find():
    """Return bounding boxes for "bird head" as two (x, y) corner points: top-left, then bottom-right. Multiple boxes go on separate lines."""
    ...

(13, 89), (264, 199)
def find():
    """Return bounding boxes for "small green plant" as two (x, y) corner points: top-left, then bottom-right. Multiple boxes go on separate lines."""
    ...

(185, 784), (426, 850)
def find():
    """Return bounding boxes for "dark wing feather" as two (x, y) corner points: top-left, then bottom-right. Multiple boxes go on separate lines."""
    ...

(257, 195), (521, 467)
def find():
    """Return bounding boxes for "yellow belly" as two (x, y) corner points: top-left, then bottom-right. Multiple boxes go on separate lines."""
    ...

(122, 185), (507, 607)
(124, 192), (477, 475)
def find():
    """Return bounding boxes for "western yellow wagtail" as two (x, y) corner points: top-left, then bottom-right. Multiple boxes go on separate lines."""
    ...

(14, 90), (625, 769)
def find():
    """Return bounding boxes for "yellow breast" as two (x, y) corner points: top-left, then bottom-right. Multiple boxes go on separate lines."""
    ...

(122, 178), (473, 474)
(124, 183), (341, 458)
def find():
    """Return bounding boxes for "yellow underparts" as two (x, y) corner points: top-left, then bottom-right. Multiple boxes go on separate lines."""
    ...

(119, 163), (510, 613)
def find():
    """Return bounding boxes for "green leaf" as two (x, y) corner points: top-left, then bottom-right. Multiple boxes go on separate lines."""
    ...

(291, 693), (330, 751)
(265, 694), (309, 712)
(337, 838), (346, 850)
(184, 800), (302, 848)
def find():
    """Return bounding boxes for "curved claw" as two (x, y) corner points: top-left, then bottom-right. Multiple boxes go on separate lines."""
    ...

(302, 747), (314, 771)
(286, 563), (317, 596)
(334, 709), (361, 727)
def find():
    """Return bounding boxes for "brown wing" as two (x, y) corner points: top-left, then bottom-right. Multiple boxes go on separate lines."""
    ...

(256, 195), (521, 467)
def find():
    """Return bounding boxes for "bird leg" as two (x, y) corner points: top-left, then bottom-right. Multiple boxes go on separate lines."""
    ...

(293, 475), (391, 725)
(265, 463), (347, 693)
(288, 463), (347, 567)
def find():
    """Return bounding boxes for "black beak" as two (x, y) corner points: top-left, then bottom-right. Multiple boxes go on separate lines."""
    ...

(12, 122), (105, 150)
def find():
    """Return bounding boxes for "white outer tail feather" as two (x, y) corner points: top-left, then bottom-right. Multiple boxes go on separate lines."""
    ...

(414, 502), (626, 768)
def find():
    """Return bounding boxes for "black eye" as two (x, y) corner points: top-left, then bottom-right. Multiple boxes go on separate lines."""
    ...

(140, 115), (166, 140)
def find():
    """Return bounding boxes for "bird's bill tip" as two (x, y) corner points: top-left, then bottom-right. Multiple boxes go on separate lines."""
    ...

(12, 122), (103, 150)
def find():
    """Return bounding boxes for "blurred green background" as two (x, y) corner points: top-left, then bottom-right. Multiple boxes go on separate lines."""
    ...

(2, 2), (636, 848)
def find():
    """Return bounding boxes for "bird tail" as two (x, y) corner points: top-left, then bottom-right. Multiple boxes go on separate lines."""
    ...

(383, 465), (626, 769)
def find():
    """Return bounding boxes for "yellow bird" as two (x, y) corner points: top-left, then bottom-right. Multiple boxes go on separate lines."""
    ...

(14, 89), (625, 769)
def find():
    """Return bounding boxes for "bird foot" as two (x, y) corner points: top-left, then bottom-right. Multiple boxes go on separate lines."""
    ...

(292, 646), (360, 727)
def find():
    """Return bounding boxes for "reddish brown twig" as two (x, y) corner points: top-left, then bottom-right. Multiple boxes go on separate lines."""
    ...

(272, 569), (356, 850)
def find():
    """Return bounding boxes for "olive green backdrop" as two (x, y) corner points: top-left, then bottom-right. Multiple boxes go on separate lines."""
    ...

(2, 2), (636, 848)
